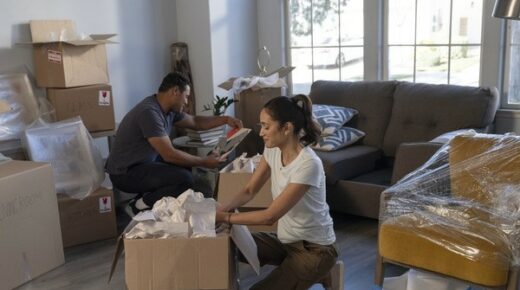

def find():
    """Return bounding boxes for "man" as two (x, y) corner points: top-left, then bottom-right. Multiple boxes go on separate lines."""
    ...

(106, 72), (242, 215)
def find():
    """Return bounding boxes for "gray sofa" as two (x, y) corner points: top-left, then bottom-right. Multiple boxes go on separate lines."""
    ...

(309, 80), (499, 219)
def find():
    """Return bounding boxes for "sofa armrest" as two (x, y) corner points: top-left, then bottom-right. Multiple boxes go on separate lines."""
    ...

(391, 142), (443, 184)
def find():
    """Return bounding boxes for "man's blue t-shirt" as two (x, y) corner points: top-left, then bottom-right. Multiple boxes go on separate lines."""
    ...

(106, 95), (184, 175)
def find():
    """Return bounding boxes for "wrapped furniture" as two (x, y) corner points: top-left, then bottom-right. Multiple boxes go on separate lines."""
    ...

(375, 133), (520, 289)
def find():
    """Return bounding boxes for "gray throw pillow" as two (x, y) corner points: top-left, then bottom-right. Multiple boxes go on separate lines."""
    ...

(313, 104), (358, 136)
(312, 127), (365, 151)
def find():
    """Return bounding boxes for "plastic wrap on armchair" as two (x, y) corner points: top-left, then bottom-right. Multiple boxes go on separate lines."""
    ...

(376, 132), (520, 289)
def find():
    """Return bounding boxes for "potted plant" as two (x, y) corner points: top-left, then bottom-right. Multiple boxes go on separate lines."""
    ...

(203, 95), (238, 116)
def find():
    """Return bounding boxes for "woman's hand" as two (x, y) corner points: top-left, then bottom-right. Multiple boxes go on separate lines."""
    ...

(215, 210), (230, 224)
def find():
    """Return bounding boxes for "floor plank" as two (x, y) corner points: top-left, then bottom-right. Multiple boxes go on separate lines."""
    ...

(15, 210), (401, 290)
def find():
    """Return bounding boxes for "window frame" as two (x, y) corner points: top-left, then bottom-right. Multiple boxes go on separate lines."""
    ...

(284, 0), (509, 109)
(382, 0), (484, 85)
(501, 20), (520, 109)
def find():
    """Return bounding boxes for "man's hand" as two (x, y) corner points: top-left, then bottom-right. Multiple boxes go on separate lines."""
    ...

(224, 116), (243, 129)
(202, 151), (227, 168)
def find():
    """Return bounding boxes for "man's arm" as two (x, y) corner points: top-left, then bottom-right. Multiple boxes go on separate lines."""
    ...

(148, 135), (224, 168)
(175, 114), (243, 131)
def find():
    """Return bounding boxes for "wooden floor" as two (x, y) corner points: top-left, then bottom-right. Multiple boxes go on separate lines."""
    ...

(15, 210), (406, 290)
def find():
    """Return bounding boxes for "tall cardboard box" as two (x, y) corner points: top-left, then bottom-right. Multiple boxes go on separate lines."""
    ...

(24, 20), (115, 88)
(0, 161), (65, 290)
(57, 187), (118, 247)
(218, 67), (294, 156)
(47, 84), (116, 132)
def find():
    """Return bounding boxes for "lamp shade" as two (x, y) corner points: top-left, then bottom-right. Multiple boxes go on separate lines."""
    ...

(493, 0), (520, 19)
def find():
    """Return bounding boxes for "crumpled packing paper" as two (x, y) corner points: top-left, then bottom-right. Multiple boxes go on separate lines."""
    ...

(125, 189), (217, 239)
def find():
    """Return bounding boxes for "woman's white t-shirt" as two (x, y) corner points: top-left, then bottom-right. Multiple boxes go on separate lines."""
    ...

(263, 146), (336, 245)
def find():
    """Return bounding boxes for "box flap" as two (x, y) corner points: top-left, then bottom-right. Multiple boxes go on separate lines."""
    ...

(90, 34), (117, 40)
(29, 20), (76, 43)
(218, 66), (295, 91)
(108, 220), (138, 283)
(230, 224), (260, 275)
(268, 66), (295, 78)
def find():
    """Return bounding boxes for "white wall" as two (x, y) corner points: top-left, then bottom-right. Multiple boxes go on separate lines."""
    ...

(176, 0), (257, 115)
(210, 0), (258, 103)
(175, 0), (213, 115)
(0, 0), (177, 122)
(257, 0), (285, 71)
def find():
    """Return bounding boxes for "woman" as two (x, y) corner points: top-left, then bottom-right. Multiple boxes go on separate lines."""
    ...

(216, 95), (338, 290)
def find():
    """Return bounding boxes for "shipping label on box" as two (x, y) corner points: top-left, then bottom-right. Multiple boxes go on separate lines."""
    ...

(0, 161), (64, 289)
(98, 90), (111, 106)
(47, 84), (116, 132)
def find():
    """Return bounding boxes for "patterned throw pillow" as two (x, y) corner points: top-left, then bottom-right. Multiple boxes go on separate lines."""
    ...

(313, 127), (365, 151)
(313, 104), (358, 136)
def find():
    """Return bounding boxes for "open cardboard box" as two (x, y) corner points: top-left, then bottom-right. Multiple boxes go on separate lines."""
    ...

(218, 67), (294, 156)
(109, 221), (260, 290)
(216, 158), (272, 208)
(21, 20), (116, 88)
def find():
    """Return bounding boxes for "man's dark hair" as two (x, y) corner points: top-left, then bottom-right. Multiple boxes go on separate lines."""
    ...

(158, 72), (190, 93)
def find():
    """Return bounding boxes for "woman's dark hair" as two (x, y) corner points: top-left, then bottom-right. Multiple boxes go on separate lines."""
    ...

(263, 95), (321, 146)
(158, 71), (190, 93)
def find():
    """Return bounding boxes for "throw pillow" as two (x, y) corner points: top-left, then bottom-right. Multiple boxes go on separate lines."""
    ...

(313, 127), (365, 151)
(313, 104), (358, 136)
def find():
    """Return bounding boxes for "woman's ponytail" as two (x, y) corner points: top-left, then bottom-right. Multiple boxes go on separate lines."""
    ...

(291, 94), (321, 146)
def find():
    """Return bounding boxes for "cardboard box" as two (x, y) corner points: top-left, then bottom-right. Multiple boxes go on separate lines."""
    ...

(110, 224), (260, 290)
(47, 84), (116, 132)
(0, 161), (64, 289)
(23, 20), (115, 88)
(217, 171), (272, 208)
(57, 187), (117, 247)
(125, 234), (236, 290)
(218, 67), (294, 156)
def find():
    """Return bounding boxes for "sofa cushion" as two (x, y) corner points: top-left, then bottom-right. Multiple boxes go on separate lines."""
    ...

(315, 145), (382, 184)
(379, 213), (510, 286)
(382, 82), (499, 156)
(310, 81), (396, 149)
(312, 104), (358, 135)
(313, 127), (365, 151)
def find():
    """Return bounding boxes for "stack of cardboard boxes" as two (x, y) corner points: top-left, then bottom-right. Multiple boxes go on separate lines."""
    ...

(25, 20), (118, 248)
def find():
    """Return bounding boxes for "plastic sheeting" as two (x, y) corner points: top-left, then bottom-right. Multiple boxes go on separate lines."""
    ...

(0, 73), (40, 141)
(380, 132), (520, 269)
(22, 117), (104, 199)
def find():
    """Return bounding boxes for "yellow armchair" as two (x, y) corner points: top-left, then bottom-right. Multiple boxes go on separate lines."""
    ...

(375, 134), (520, 289)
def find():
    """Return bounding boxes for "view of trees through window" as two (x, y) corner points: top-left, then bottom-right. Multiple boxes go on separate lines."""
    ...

(289, 0), (363, 94)
(388, 0), (482, 86)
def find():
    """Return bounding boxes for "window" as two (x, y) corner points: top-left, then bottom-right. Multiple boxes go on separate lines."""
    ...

(505, 21), (520, 107)
(386, 0), (483, 86)
(288, 0), (364, 94)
